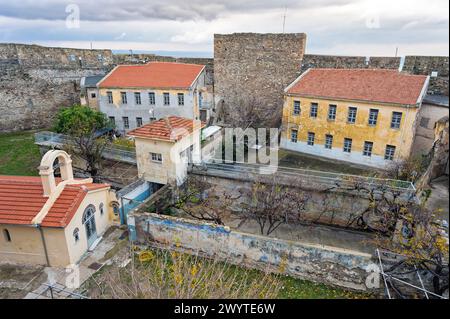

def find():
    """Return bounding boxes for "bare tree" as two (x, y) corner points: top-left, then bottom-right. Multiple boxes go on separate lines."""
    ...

(238, 176), (310, 235)
(223, 95), (281, 129)
(173, 178), (239, 225)
(85, 248), (281, 299)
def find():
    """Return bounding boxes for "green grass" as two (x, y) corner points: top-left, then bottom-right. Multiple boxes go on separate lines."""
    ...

(278, 276), (371, 299)
(0, 130), (42, 176)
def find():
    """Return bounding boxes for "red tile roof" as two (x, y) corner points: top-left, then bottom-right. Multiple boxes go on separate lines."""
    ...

(127, 116), (205, 142)
(286, 69), (428, 105)
(98, 61), (205, 89)
(0, 176), (109, 227)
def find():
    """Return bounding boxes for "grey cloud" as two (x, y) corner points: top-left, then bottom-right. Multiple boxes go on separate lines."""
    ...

(0, 0), (351, 21)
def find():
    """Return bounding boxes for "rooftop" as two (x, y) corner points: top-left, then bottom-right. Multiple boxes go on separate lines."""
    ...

(98, 61), (205, 89)
(0, 175), (109, 227)
(286, 68), (429, 106)
(423, 94), (449, 107)
(127, 116), (205, 142)
(81, 75), (105, 88)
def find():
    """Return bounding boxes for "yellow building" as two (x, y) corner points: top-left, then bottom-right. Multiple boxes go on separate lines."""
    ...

(0, 150), (119, 267)
(281, 69), (430, 169)
(127, 116), (204, 186)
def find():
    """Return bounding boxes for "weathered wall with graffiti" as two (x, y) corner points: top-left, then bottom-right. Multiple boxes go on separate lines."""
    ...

(132, 212), (375, 291)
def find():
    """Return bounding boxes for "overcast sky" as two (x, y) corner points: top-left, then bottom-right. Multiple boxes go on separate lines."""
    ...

(0, 0), (448, 57)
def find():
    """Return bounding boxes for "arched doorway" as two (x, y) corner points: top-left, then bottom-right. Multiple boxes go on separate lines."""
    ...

(82, 205), (97, 248)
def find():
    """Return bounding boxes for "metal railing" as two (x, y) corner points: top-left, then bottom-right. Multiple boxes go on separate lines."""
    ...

(192, 159), (416, 193)
(35, 131), (136, 164)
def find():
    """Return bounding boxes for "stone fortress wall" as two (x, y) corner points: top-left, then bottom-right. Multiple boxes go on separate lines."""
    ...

(0, 39), (448, 133)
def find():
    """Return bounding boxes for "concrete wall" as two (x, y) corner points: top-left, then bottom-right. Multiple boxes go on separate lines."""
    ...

(134, 129), (202, 186)
(0, 43), (113, 133)
(132, 212), (375, 291)
(214, 33), (307, 126)
(412, 103), (450, 156)
(0, 224), (69, 266)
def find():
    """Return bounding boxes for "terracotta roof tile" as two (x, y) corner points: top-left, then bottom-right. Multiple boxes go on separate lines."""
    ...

(287, 69), (428, 105)
(127, 116), (205, 142)
(0, 175), (109, 227)
(98, 61), (205, 89)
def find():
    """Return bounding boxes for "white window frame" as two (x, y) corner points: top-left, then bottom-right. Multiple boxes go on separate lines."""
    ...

(149, 92), (156, 105)
(135, 92), (142, 105)
(178, 93), (185, 106)
(368, 109), (379, 126)
(343, 138), (352, 153)
(347, 107), (357, 124)
(291, 130), (298, 143)
(293, 100), (301, 115)
(107, 91), (113, 104)
(121, 92), (127, 104)
(123, 117), (129, 129)
(325, 134), (333, 149)
(150, 152), (163, 163)
(310, 103), (318, 118)
(328, 105), (337, 121)
(385, 145), (396, 160)
(136, 117), (143, 127)
(163, 93), (170, 106)
(363, 141), (373, 157)
(391, 112), (402, 129)
(307, 132), (315, 146)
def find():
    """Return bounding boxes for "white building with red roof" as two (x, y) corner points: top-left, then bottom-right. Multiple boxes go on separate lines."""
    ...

(0, 150), (119, 267)
(127, 116), (205, 186)
(97, 61), (211, 134)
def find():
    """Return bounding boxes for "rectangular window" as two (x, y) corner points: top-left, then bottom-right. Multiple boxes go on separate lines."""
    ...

(343, 138), (352, 153)
(107, 91), (113, 104)
(122, 117), (129, 129)
(135, 92), (142, 105)
(363, 141), (373, 157)
(385, 145), (396, 160)
(91, 93), (96, 98)
(121, 92), (127, 104)
(328, 104), (337, 120)
(391, 112), (402, 129)
(150, 152), (162, 163)
(109, 116), (115, 125)
(368, 109), (379, 126)
(307, 132), (315, 146)
(136, 117), (143, 127)
(347, 107), (357, 124)
(149, 117), (156, 122)
(291, 130), (298, 143)
(149, 92), (155, 105)
(163, 93), (170, 105)
(293, 100), (301, 115)
(178, 93), (185, 106)
(325, 134), (333, 149)
(310, 103), (318, 118)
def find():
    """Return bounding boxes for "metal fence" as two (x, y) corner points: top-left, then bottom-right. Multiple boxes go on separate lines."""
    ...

(34, 131), (136, 164)
(192, 159), (416, 193)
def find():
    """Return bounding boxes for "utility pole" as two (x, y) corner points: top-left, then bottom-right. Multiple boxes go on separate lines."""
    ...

(395, 47), (399, 57)
(282, 6), (287, 33)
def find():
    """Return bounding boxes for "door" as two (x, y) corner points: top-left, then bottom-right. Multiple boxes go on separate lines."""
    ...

(82, 206), (97, 248)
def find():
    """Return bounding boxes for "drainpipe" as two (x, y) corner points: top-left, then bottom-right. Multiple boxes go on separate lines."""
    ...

(36, 225), (51, 267)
